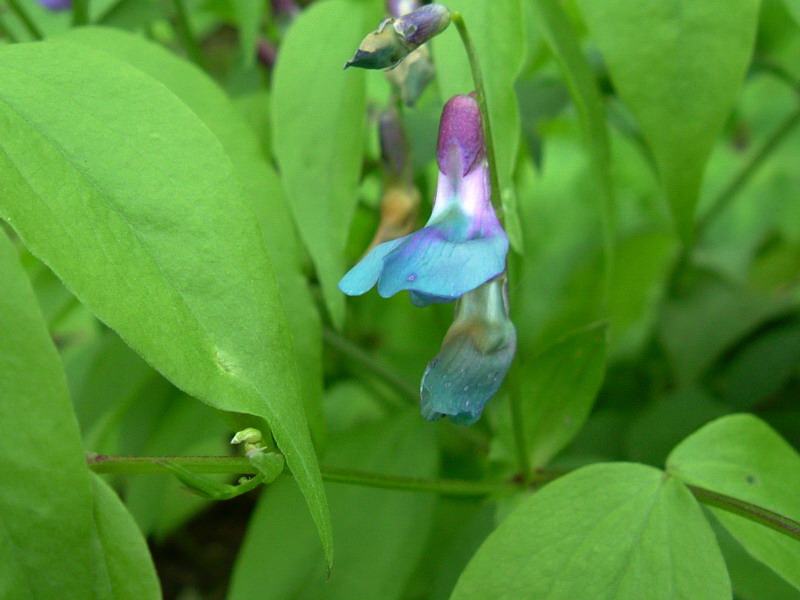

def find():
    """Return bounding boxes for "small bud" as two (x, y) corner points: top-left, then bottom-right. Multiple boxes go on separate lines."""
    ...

(379, 106), (411, 180)
(271, 0), (299, 19)
(257, 39), (277, 69)
(394, 3), (451, 47)
(385, 45), (436, 107)
(344, 19), (408, 70)
(345, 4), (450, 71)
(437, 94), (485, 176)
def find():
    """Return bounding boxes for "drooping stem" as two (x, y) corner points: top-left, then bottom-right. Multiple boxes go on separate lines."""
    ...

(322, 326), (418, 404)
(6, 0), (42, 40)
(451, 12), (501, 212)
(87, 454), (518, 497)
(170, 0), (204, 66)
(71, 0), (89, 25)
(689, 484), (800, 544)
(697, 105), (800, 235)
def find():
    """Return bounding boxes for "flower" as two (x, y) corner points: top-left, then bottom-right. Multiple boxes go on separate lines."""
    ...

(344, 3), (450, 70)
(339, 94), (508, 306)
(421, 276), (516, 425)
(387, 0), (419, 18)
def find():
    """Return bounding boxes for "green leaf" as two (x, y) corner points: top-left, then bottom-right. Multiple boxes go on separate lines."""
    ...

(493, 323), (607, 469)
(59, 25), (327, 448)
(0, 39), (331, 565)
(90, 473), (161, 600)
(228, 414), (438, 600)
(783, 0), (800, 25)
(272, 0), (380, 327)
(451, 463), (731, 600)
(0, 229), (95, 599)
(434, 0), (526, 251)
(575, 0), (760, 242)
(668, 414), (800, 591)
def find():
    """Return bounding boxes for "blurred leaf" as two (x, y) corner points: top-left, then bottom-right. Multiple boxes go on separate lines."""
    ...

(0, 39), (330, 564)
(97, 0), (163, 30)
(625, 389), (730, 466)
(272, 0), (380, 327)
(492, 323), (607, 469)
(451, 463), (730, 600)
(434, 0), (526, 251)
(0, 229), (95, 598)
(716, 319), (800, 410)
(228, 414), (438, 600)
(783, 0), (800, 25)
(59, 26), (327, 448)
(531, 0), (614, 280)
(668, 414), (800, 590)
(90, 473), (161, 600)
(576, 0), (760, 242)
(659, 275), (795, 386)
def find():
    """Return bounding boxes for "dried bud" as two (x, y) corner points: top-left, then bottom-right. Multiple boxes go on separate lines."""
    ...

(385, 45), (436, 107)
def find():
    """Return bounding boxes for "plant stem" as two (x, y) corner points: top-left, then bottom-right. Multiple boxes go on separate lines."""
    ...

(689, 484), (800, 544)
(6, 0), (42, 40)
(697, 104), (800, 235)
(509, 376), (532, 485)
(71, 0), (89, 25)
(450, 12), (501, 212)
(323, 326), (418, 403)
(170, 0), (203, 66)
(87, 454), (518, 497)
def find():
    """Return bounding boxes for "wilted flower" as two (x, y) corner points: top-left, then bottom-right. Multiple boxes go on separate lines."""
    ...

(344, 3), (450, 70)
(36, 0), (71, 9)
(421, 276), (516, 425)
(339, 94), (508, 306)
(365, 106), (421, 251)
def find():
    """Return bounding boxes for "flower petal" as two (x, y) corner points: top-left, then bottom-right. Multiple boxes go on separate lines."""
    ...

(420, 328), (516, 425)
(376, 225), (508, 299)
(338, 237), (405, 296)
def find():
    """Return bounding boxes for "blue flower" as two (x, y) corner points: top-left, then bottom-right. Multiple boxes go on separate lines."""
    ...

(339, 94), (509, 306)
(421, 276), (516, 425)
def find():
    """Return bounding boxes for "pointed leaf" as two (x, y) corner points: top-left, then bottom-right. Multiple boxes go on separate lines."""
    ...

(0, 39), (331, 564)
(576, 0), (760, 242)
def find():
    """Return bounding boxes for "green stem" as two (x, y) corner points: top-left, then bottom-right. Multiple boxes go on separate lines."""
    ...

(323, 326), (418, 404)
(6, 0), (42, 40)
(689, 484), (800, 545)
(87, 454), (518, 497)
(450, 12), (501, 212)
(170, 0), (203, 66)
(451, 10), (530, 478)
(697, 104), (800, 235)
(71, 0), (89, 25)
(509, 376), (532, 484)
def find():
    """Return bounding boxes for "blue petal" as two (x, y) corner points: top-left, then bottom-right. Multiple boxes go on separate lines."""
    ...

(338, 237), (405, 296)
(420, 330), (515, 425)
(376, 226), (508, 300)
(408, 291), (456, 307)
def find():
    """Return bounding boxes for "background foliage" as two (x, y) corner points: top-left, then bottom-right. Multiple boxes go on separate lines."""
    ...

(1, 0), (800, 598)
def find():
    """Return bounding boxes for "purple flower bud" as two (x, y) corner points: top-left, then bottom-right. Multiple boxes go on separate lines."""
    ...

(437, 94), (485, 177)
(394, 3), (451, 47)
(387, 0), (419, 18)
(36, 0), (71, 10)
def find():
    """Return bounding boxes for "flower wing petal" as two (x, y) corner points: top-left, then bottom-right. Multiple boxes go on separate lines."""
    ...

(338, 237), (405, 296)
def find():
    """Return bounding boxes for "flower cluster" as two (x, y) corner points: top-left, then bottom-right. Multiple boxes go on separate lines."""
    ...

(340, 93), (516, 425)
